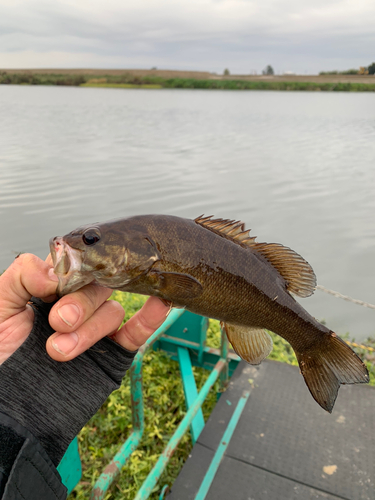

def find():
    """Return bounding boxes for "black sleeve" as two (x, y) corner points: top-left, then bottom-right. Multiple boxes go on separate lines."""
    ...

(0, 297), (137, 499)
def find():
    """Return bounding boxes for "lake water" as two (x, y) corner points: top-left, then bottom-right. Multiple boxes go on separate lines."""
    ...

(0, 85), (374, 341)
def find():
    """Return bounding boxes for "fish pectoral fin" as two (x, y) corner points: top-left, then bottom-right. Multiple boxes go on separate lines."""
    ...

(223, 323), (273, 365)
(149, 271), (203, 300)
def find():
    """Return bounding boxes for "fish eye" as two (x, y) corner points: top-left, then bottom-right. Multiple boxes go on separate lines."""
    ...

(82, 230), (101, 246)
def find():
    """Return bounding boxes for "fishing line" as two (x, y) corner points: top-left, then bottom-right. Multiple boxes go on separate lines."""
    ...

(316, 285), (375, 310)
(316, 284), (375, 353)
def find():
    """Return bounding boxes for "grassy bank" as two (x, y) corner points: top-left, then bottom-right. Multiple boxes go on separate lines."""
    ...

(1, 71), (375, 91)
(162, 79), (375, 91)
(81, 82), (162, 89)
(70, 291), (375, 500)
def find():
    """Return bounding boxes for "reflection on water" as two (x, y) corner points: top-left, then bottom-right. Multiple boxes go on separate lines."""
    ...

(0, 85), (374, 340)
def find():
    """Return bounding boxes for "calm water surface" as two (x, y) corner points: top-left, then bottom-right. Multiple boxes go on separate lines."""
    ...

(0, 85), (374, 341)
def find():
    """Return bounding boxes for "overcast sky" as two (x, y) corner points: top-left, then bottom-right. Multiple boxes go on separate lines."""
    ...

(1, 0), (374, 75)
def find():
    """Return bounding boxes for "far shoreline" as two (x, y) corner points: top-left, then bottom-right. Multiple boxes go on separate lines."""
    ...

(1, 68), (375, 91)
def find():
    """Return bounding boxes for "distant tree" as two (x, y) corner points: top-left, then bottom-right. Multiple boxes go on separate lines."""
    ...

(262, 65), (274, 75)
(223, 68), (230, 76)
(368, 63), (375, 75)
(319, 71), (338, 75)
(358, 66), (369, 75)
(342, 69), (359, 75)
(320, 69), (364, 75)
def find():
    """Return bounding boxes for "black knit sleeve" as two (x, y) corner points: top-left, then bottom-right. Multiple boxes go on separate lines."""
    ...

(0, 297), (137, 482)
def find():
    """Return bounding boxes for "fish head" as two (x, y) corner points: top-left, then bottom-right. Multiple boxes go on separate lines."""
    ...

(49, 219), (160, 296)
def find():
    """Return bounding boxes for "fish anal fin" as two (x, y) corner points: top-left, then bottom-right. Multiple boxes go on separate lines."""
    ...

(194, 215), (316, 298)
(148, 271), (203, 300)
(223, 323), (273, 365)
(296, 333), (369, 413)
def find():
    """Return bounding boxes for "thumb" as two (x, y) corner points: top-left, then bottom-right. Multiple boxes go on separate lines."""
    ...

(0, 254), (58, 323)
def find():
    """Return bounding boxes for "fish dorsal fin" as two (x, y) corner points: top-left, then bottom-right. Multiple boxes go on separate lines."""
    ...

(249, 242), (317, 298)
(195, 215), (316, 298)
(194, 215), (256, 245)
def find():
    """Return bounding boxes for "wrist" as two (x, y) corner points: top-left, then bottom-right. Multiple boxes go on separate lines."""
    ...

(0, 298), (136, 466)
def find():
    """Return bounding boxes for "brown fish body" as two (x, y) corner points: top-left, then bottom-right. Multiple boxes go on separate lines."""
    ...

(114, 216), (323, 351)
(50, 214), (369, 412)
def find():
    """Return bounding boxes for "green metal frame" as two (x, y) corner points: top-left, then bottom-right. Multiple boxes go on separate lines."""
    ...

(177, 346), (205, 444)
(57, 437), (82, 495)
(153, 313), (239, 376)
(59, 309), (240, 499)
(194, 390), (250, 499)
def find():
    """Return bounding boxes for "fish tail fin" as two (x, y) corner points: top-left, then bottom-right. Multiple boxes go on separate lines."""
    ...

(296, 333), (369, 413)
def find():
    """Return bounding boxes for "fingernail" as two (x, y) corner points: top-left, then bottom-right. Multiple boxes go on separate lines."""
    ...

(52, 332), (78, 355)
(58, 304), (80, 327)
(48, 268), (59, 282)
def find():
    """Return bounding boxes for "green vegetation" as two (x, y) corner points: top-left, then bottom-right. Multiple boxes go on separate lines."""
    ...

(1, 71), (375, 92)
(70, 291), (375, 499)
(0, 71), (86, 86)
(155, 79), (375, 92)
(81, 82), (162, 89)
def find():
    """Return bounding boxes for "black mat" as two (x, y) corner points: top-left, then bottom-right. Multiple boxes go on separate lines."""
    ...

(167, 359), (375, 500)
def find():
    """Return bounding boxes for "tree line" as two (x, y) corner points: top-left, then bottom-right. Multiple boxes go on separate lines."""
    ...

(320, 63), (375, 76)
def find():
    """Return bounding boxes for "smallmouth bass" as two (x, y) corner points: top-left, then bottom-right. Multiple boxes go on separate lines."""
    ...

(49, 214), (369, 412)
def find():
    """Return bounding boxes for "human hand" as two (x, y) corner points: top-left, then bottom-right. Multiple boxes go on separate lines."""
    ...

(0, 253), (169, 364)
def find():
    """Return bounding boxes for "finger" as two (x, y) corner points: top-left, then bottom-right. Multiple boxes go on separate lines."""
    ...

(48, 284), (113, 333)
(45, 254), (53, 266)
(42, 254), (58, 302)
(111, 296), (169, 351)
(46, 299), (125, 361)
(0, 254), (58, 323)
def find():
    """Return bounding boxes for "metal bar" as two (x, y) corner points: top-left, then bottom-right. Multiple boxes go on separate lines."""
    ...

(198, 317), (209, 364)
(156, 336), (240, 375)
(134, 358), (227, 500)
(90, 308), (185, 500)
(219, 325), (229, 392)
(195, 390), (251, 500)
(159, 484), (169, 499)
(177, 347), (205, 444)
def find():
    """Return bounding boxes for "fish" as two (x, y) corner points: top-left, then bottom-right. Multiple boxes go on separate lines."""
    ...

(49, 214), (369, 412)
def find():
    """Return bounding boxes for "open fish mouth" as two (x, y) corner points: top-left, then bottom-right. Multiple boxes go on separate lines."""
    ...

(49, 236), (93, 295)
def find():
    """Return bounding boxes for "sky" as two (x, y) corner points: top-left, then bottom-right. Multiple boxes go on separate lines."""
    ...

(1, 0), (374, 75)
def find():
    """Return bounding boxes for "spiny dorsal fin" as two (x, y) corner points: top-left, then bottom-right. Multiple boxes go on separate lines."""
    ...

(194, 215), (256, 245)
(194, 215), (316, 298)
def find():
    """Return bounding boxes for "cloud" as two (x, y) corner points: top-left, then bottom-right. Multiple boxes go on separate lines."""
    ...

(0, 0), (374, 73)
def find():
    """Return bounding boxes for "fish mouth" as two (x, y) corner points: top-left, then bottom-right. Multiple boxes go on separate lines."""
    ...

(49, 236), (94, 296)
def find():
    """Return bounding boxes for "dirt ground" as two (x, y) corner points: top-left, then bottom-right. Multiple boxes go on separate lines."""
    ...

(2, 68), (375, 84)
